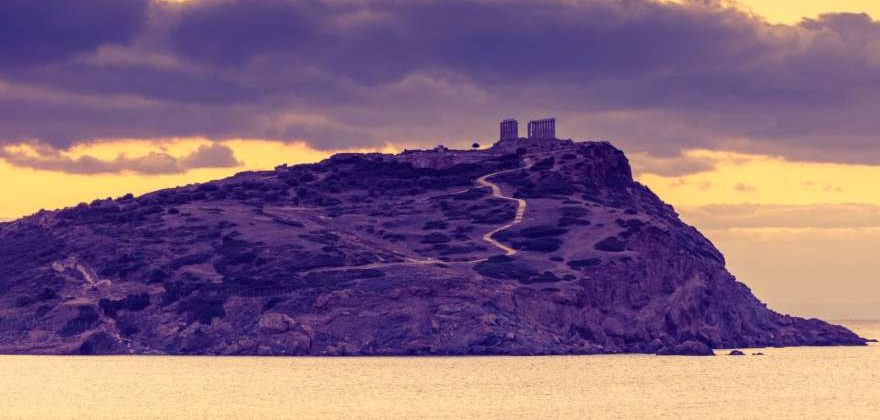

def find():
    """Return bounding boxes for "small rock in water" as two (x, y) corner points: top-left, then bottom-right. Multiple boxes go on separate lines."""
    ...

(656, 340), (714, 356)
(728, 350), (746, 356)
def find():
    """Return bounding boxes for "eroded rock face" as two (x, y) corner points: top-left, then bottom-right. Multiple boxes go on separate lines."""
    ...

(0, 139), (866, 355)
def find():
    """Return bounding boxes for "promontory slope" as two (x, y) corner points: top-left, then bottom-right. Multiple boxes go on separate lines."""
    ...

(0, 138), (865, 355)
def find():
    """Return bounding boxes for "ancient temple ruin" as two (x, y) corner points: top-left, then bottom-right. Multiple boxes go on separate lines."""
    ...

(527, 118), (556, 139)
(499, 117), (557, 140)
(500, 119), (519, 141)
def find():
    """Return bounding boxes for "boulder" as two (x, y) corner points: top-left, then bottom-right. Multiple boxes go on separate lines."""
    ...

(656, 340), (714, 356)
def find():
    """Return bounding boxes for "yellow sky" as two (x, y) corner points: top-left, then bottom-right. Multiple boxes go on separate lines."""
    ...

(638, 150), (880, 207)
(732, 0), (880, 23)
(634, 148), (880, 318)
(0, 139), (397, 220)
(660, 0), (880, 23)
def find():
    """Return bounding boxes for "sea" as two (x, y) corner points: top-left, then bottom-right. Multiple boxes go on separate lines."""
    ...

(0, 321), (877, 419)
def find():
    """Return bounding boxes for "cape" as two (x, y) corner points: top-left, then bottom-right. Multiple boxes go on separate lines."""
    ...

(0, 138), (865, 355)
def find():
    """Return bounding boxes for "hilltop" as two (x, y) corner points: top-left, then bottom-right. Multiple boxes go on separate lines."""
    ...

(0, 138), (865, 355)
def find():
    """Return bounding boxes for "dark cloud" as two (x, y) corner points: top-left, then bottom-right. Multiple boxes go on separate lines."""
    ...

(0, 141), (240, 174)
(0, 0), (149, 65)
(1, 0), (880, 164)
(169, 0), (320, 65)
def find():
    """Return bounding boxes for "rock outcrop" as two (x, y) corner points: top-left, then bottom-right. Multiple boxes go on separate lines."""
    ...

(0, 138), (866, 355)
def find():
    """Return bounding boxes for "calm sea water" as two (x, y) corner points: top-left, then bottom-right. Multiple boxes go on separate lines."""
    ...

(0, 321), (877, 419)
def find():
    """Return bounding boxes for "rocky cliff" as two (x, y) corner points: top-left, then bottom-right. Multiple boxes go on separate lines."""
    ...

(0, 139), (865, 355)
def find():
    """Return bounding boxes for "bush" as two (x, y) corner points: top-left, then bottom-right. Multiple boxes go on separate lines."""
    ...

(567, 259), (602, 269)
(177, 295), (226, 325)
(557, 217), (591, 227)
(561, 206), (589, 217)
(168, 253), (213, 270)
(519, 225), (568, 238)
(422, 221), (448, 230)
(595, 236), (626, 252)
(14, 295), (34, 308)
(14, 287), (57, 307)
(531, 157), (555, 171)
(421, 233), (451, 244)
(515, 237), (562, 253)
(520, 271), (563, 284)
(474, 259), (538, 280)
(59, 306), (100, 337)
(99, 293), (151, 318)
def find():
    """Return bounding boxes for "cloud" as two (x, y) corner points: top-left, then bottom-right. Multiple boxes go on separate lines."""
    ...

(0, 0), (149, 65)
(2, 0), (880, 163)
(679, 203), (880, 229)
(0, 141), (241, 174)
(630, 152), (717, 176)
(733, 183), (756, 192)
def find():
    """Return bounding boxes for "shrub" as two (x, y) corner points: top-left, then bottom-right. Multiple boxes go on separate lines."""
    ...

(99, 293), (151, 318)
(531, 157), (555, 171)
(567, 259), (602, 269)
(557, 217), (591, 227)
(422, 220), (448, 230)
(473, 259), (538, 280)
(519, 225), (568, 238)
(168, 253), (213, 270)
(595, 237), (626, 252)
(515, 237), (562, 253)
(59, 306), (100, 337)
(177, 295), (226, 325)
(421, 233), (451, 244)
(520, 271), (563, 284)
(14, 295), (34, 308)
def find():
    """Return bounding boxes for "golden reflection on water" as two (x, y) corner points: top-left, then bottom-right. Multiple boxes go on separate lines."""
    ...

(0, 321), (878, 419)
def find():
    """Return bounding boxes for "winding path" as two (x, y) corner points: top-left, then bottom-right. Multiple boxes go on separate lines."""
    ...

(294, 155), (543, 275)
(475, 167), (528, 256)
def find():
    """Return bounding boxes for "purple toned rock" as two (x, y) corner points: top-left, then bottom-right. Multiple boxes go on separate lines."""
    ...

(0, 138), (867, 355)
(657, 341), (715, 356)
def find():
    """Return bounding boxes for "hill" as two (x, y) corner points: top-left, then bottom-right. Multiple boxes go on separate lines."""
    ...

(0, 138), (865, 355)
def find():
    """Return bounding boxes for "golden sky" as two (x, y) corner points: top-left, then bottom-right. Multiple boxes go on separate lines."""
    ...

(731, 0), (880, 23)
(1, 139), (397, 220)
(637, 150), (880, 318)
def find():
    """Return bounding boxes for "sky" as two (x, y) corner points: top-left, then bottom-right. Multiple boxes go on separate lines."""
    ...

(2, 0), (879, 319)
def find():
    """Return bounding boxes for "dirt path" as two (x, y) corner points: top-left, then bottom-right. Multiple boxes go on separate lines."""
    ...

(475, 166), (528, 256)
(298, 153), (553, 276)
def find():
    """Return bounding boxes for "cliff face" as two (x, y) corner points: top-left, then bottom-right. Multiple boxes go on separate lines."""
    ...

(0, 139), (865, 355)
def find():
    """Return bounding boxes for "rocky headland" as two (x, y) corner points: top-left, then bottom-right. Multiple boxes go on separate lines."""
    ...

(0, 138), (866, 355)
